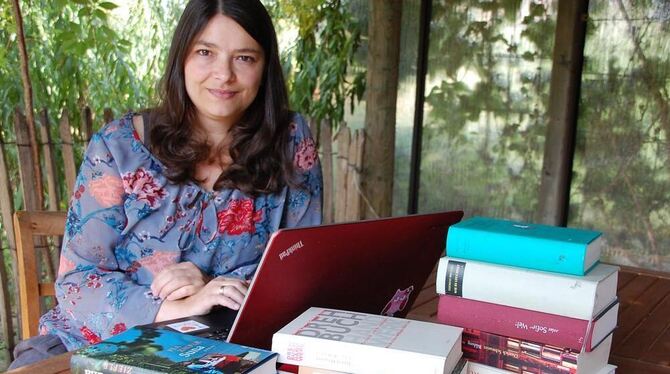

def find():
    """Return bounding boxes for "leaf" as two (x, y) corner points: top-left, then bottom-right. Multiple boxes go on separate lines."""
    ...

(98, 2), (118, 10)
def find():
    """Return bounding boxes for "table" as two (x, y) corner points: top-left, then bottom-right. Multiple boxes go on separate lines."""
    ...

(7, 265), (670, 373)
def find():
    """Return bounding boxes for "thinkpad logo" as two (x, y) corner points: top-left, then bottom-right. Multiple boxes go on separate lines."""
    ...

(279, 240), (304, 260)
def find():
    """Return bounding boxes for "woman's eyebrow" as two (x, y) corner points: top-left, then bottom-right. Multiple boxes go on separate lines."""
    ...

(192, 40), (262, 55)
(193, 40), (218, 48)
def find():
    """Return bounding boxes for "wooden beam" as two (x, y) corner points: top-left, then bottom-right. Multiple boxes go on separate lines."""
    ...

(361, 1), (403, 219)
(59, 109), (77, 201)
(0, 130), (17, 357)
(537, 0), (589, 226)
(39, 109), (59, 211)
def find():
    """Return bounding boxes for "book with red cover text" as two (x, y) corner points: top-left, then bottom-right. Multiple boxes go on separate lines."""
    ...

(437, 295), (619, 352)
(461, 329), (612, 374)
(272, 307), (463, 374)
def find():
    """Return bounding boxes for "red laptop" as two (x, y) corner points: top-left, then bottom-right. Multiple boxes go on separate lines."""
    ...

(154, 210), (463, 349)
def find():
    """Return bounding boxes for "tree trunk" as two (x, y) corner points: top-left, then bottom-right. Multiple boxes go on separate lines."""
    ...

(361, 1), (403, 219)
(537, 0), (588, 226)
(11, 0), (44, 210)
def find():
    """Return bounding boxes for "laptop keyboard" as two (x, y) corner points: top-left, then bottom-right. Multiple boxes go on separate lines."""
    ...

(199, 326), (231, 341)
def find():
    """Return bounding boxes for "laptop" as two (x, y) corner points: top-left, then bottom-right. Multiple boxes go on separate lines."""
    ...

(152, 210), (463, 349)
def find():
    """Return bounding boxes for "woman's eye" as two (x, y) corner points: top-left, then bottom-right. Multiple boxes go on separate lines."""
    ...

(196, 49), (211, 56)
(237, 55), (255, 63)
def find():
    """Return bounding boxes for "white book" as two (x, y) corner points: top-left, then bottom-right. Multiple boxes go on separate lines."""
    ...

(436, 257), (619, 319)
(272, 307), (463, 374)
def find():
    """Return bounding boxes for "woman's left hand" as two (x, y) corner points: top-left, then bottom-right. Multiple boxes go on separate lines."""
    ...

(150, 261), (211, 300)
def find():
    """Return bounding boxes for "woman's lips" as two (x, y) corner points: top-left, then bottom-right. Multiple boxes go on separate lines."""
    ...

(208, 88), (237, 99)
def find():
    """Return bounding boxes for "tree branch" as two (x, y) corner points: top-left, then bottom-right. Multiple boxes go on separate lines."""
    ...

(11, 0), (44, 210)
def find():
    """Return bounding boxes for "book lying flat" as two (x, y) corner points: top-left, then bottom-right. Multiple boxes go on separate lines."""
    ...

(461, 328), (612, 374)
(446, 216), (603, 275)
(272, 307), (463, 374)
(437, 295), (619, 352)
(436, 257), (619, 319)
(70, 325), (277, 374)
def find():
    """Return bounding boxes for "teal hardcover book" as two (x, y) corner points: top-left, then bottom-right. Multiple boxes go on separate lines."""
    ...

(445, 216), (603, 275)
(70, 325), (277, 374)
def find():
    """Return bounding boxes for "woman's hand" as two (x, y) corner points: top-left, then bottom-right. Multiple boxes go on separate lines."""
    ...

(154, 276), (249, 322)
(151, 262), (210, 301)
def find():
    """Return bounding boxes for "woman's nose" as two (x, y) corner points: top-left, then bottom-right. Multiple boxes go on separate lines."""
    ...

(213, 59), (233, 82)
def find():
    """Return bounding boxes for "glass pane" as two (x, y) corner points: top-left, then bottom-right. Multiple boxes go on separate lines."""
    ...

(393, 0), (421, 216)
(419, 1), (557, 220)
(570, 1), (670, 270)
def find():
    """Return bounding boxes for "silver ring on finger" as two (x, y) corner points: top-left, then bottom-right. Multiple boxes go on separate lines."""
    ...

(219, 285), (226, 296)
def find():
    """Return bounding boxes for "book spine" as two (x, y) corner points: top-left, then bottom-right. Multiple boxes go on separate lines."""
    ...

(436, 257), (599, 319)
(461, 331), (579, 374)
(447, 223), (587, 275)
(70, 354), (161, 374)
(272, 332), (446, 374)
(437, 295), (591, 351)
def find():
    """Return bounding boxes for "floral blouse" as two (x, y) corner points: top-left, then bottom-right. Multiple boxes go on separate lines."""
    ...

(39, 112), (322, 350)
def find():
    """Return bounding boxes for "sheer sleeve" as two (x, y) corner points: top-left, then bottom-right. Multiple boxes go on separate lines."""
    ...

(282, 113), (323, 228)
(42, 128), (162, 348)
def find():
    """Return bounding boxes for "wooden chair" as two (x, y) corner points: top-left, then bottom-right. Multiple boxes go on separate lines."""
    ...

(13, 210), (67, 339)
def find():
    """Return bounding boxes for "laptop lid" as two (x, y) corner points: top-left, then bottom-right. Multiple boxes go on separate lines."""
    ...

(227, 210), (464, 349)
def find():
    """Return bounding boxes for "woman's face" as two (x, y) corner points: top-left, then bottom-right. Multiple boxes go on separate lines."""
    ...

(184, 14), (265, 129)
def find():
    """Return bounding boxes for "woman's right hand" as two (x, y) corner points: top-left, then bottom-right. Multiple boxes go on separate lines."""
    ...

(154, 276), (249, 322)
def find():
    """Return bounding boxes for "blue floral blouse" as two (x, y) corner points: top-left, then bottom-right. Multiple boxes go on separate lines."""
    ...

(39, 112), (322, 350)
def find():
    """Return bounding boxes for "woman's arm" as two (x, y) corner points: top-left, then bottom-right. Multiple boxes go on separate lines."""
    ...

(52, 127), (162, 345)
(283, 114), (323, 228)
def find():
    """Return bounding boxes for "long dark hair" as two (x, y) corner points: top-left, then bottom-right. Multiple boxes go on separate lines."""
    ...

(149, 0), (293, 196)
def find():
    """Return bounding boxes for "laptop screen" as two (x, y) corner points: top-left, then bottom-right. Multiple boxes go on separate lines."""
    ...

(227, 210), (464, 349)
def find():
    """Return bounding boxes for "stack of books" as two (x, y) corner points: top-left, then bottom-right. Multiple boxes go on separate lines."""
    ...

(436, 217), (619, 374)
(271, 307), (464, 373)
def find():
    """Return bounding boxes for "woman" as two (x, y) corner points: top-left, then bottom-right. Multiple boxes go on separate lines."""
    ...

(9, 0), (321, 368)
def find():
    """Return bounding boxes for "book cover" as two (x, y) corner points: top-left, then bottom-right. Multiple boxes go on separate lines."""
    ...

(461, 328), (612, 374)
(446, 217), (603, 275)
(70, 325), (277, 374)
(436, 257), (619, 319)
(437, 295), (619, 352)
(272, 307), (463, 374)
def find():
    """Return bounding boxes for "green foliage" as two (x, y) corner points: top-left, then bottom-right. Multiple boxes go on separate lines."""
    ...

(266, 0), (365, 129)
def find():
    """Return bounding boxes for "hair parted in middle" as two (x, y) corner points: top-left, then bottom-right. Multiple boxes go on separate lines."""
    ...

(148, 0), (294, 196)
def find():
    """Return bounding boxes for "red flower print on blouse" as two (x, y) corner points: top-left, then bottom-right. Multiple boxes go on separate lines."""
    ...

(295, 138), (318, 171)
(110, 323), (127, 336)
(122, 167), (167, 209)
(85, 273), (102, 289)
(217, 199), (262, 235)
(80, 326), (102, 344)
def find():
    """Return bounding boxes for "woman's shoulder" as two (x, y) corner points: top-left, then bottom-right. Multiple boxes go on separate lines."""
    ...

(288, 112), (315, 142)
(95, 112), (137, 139)
(90, 111), (148, 154)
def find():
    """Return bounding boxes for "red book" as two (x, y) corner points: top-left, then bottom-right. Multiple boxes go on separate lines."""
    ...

(461, 328), (612, 374)
(437, 294), (618, 352)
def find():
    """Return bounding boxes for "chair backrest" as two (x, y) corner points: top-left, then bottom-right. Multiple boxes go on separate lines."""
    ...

(13, 210), (67, 339)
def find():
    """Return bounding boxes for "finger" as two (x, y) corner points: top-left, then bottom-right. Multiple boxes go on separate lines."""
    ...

(151, 263), (180, 295)
(158, 275), (205, 300)
(217, 284), (247, 306)
(214, 276), (249, 290)
(165, 285), (198, 301)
